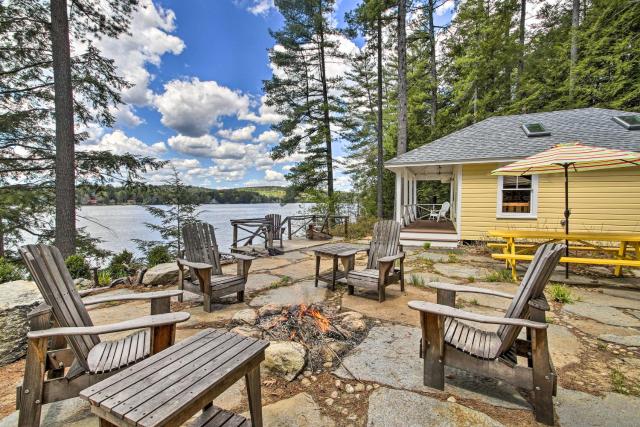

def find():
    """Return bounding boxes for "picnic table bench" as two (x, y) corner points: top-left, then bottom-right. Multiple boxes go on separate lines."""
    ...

(488, 230), (640, 280)
(80, 329), (269, 427)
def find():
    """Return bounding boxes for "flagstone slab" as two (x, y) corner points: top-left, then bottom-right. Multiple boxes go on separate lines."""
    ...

(568, 318), (638, 338)
(367, 387), (503, 427)
(334, 325), (530, 410)
(433, 263), (492, 280)
(281, 251), (311, 262)
(555, 387), (640, 427)
(245, 273), (282, 292)
(244, 392), (335, 427)
(562, 302), (640, 327)
(417, 252), (452, 263)
(598, 334), (640, 347)
(248, 256), (293, 272)
(249, 280), (327, 307)
(570, 289), (640, 310)
(548, 325), (583, 369)
(270, 259), (318, 280)
(604, 288), (640, 301)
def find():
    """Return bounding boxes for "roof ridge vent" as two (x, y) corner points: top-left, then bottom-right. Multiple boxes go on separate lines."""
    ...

(521, 123), (550, 137)
(612, 115), (640, 130)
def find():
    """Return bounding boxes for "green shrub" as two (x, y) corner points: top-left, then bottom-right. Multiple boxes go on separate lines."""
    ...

(0, 258), (24, 283)
(331, 216), (377, 239)
(547, 283), (574, 304)
(422, 242), (431, 250)
(65, 255), (90, 279)
(109, 249), (133, 278)
(147, 245), (172, 267)
(484, 269), (515, 283)
(467, 276), (475, 283)
(97, 270), (112, 287)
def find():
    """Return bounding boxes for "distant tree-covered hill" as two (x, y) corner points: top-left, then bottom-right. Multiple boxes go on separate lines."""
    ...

(77, 185), (293, 205)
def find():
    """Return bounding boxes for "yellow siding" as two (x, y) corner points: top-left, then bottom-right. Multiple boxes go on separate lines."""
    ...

(460, 163), (640, 240)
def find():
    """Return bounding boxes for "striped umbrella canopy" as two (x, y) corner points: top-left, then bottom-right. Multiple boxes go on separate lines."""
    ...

(492, 142), (640, 277)
(491, 142), (640, 175)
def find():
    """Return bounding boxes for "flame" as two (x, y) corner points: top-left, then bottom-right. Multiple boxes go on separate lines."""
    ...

(296, 304), (331, 333)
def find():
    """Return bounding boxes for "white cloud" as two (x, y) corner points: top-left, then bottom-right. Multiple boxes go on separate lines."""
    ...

(79, 130), (166, 156)
(113, 104), (144, 127)
(218, 125), (256, 141)
(95, 0), (185, 106)
(246, 0), (274, 15)
(255, 130), (280, 144)
(264, 169), (285, 182)
(166, 134), (247, 159)
(154, 78), (251, 136)
(435, 0), (455, 16)
(240, 95), (285, 125)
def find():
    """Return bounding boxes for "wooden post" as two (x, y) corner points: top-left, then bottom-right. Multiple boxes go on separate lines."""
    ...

(344, 217), (348, 237)
(287, 218), (292, 240)
(150, 324), (176, 355)
(18, 337), (47, 427)
(422, 312), (445, 390)
(245, 366), (263, 427)
(177, 264), (184, 303)
(437, 289), (455, 307)
(314, 256), (320, 288)
(531, 328), (554, 425)
(151, 296), (171, 315)
(232, 224), (238, 250)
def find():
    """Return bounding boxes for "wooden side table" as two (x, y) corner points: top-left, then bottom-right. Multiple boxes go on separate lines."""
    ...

(80, 329), (269, 427)
(313, 243), (368, 290)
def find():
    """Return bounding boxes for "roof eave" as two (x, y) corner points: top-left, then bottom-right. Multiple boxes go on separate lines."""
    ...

(384, 157), (524, 169)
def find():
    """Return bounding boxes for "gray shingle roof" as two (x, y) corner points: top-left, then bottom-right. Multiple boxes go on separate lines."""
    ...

(385, 108), (640, 167)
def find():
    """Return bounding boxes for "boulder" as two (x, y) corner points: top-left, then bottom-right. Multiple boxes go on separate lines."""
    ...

(258, 303), (284, 317)
(338, 311), (367, 333)
(142, 262), (180, 286)
(0, 280), (42, 366)
(232, 309), (258, 325)
(231, 326), (262, 339)
(263, 341), (306, 381)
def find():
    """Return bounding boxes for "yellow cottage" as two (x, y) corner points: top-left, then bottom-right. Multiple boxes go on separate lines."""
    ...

(385, 108), (640, 248)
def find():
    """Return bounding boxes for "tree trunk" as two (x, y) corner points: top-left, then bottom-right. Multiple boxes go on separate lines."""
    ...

(569, 0), (580, 98)
(427, 0), (437, 127)
(376, 15), (384, 219)
(396, 0), (408, 155)
(0, 229), (4, 258)
(515, 0), (526, 95)
(317, 0), (334, 215)
(50, 0), (76, 257)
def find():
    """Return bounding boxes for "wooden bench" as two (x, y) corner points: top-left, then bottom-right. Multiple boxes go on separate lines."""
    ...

(487, 242), (637, 254)
(492, 253), (640, 277)
(80, 329), (269, 427)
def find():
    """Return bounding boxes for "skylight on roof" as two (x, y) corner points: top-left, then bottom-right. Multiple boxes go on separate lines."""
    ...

(521, 123), (551, 137)
(612, 115), (640, 130)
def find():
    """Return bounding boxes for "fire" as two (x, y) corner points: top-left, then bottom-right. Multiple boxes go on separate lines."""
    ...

(297, 304), (331, 334)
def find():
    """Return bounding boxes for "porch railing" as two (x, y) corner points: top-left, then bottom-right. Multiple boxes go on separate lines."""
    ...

(401, 203), (444, 225)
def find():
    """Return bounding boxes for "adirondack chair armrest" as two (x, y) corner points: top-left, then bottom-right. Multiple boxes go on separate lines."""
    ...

(26, 312), (191, 339)
(408, 301), (548, 329)
(176, 258), (213, 271)
(378, 252), (405, 264)
(82, 290), (183, 306)
(428, 282), (515, 299)
(529, 295), (550, 311)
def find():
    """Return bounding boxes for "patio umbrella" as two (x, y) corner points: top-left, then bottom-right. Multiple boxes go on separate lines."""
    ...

(492, 142), (640, 277)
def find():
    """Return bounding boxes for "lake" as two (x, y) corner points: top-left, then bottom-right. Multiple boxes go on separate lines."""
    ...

(78, 203), (311, 256)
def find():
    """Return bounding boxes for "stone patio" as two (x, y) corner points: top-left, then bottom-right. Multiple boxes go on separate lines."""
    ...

(1, 241), (640, 426)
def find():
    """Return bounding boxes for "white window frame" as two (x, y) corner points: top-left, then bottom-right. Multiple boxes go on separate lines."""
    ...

(496, 175), (538, 219)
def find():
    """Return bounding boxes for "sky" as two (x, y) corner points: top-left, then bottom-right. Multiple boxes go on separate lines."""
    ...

(79, 0), (455, 190)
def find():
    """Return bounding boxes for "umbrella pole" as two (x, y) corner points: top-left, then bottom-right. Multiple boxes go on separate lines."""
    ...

(564, 164), (570, 279)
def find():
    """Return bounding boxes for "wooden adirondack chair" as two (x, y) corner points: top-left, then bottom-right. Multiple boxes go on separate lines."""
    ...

(266, 214), (286, 249)
(408, 243), (565, 425)
(345, 220), (405, 303)
(18, 244), (189, 427)
(177, 222), (254, 312)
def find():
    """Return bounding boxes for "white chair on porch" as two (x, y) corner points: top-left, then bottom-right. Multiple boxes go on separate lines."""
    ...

(429, 201), (450, 222)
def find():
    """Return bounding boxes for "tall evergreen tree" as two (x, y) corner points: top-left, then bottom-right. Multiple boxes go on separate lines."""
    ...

(0, 0), (161, 257)
(264, 0), (344, 214)
(396, 0), (408, 155)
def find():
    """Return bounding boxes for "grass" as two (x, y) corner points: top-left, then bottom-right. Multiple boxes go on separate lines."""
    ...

(610, 368), (640, 396)
(408, 273), (426, 288)
(467, 276), (475, 283)
(547, 283), (575, 304)
(98, 270), (112, 287)
(469, 298), (479, 306)
(447, 252), (460, 263)
(484, 269), (515, 283)
(422, 242), (431, 250)
(269, 275), (291, 289)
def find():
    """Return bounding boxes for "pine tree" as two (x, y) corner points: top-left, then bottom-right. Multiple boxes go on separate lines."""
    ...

(264, 0), (344, 214)
(0, 0), (161, 257)
(134, 168), (201, 257)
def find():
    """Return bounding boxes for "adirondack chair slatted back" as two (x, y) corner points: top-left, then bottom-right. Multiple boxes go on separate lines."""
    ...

(266, 214), (282, 239)
(183, 222), (223, 278)
(439, 202), (450, 218)
(496, 243), (565, 354)
(366, 220), (402, 269)
(20, 244), (99, 370)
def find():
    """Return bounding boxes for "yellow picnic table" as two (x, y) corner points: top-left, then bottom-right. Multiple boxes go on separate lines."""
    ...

(488, 230), (640, 280)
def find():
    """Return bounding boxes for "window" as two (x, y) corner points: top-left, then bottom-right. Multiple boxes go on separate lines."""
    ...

(521, 123), (550, 137)
(496, 175), (538, 218)
(612, 115), (640, 130)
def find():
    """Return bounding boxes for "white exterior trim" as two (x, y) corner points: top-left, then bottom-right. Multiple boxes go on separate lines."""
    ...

(455, 165), (462, 239)
(385, 158), (522, 169)
(496, 175), (539, 219)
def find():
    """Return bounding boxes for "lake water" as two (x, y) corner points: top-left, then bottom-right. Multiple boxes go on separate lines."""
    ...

(78, 203), (311, 256)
